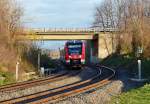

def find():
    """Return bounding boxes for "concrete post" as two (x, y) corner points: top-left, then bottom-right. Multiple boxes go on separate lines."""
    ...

(38, 53), (40, 72)
(138, 60), (142, 79)
(16, 62), (19, 81)
(41, 67), (44, 76)
(130, 59), (147, 82)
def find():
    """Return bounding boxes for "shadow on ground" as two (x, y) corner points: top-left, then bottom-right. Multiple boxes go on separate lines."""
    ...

(100, 53), (150, 92)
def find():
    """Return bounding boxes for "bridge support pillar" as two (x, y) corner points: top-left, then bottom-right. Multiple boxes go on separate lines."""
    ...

(97, 33), (114, 60)
(86, 39), (99, 64)
(90, 41), (93, 63)
(85, 40), (91, 64)
(98, 34), (101, 59)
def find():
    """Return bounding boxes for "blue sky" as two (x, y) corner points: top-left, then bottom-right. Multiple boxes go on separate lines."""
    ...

(18, 0), (102, 49)
(19, 0), (101, 28)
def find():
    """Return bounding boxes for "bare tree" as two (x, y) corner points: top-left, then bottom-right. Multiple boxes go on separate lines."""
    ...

(0, 0), (23, 72)
(94, 0), (114, 55)
(0, 0), (22, 47)
(94, 0), (150, 57)
(93, 0), (125, 55)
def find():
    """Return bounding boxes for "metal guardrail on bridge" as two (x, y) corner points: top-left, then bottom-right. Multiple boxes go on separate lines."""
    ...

(23, 28), (117, 33)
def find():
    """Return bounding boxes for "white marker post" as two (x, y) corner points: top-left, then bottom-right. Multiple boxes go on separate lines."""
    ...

(38, 53), (40, 72)
(130, 47), (147, 82)
(41, 67), (44, 76)
(138, 60), (142, 79)
(16, 62), (19, 81)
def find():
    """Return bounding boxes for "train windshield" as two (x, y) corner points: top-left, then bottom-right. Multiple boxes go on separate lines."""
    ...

(67, 43), (82, 55)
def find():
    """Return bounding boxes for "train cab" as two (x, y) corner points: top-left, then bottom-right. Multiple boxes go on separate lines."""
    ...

(64, 40), (85, 67)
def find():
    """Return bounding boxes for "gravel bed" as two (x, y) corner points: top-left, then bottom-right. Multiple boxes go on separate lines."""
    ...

(54, 68), (145, 104)
(0, 67), (98, 102)
(55, 80), (123, 104)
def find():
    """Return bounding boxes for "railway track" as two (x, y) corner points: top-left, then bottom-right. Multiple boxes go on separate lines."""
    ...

(0, 65), (115, 104)
(0, 69), (81, 93)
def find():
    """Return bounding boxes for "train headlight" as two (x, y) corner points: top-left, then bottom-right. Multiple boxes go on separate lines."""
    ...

(81, 59), (85, 63)
(66, 60), (70, 63)
(79, 55), (82, 58)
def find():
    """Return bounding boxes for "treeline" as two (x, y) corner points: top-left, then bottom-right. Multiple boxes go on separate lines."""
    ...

(0, 0), (47, 81)
(94, 0), (150, 57)
(0, 0), (22, 72)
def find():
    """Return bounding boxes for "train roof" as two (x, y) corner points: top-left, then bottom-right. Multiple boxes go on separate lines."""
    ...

(66, 40), (83, 44)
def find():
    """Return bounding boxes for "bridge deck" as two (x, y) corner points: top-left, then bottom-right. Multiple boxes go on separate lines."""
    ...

(19, 28), (115, 40)
(19, 33), (95, 40)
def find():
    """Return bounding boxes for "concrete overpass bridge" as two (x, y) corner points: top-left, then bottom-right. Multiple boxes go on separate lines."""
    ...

(20, 28), (115, 40)
(19, 28), (116, 63)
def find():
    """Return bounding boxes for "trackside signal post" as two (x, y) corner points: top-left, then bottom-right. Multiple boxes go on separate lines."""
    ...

(131, 46), (147, 82)
(138, 60), (142, 79)
(137, 47), (143, 80)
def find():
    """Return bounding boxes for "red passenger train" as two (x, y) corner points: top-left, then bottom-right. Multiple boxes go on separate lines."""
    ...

(64, 40), (85, 67)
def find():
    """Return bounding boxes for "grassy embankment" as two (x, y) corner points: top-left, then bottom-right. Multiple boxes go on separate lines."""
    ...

(101, 54), (150, 78)
(112, 84), (150, 104)
(100, 54), (150, 104)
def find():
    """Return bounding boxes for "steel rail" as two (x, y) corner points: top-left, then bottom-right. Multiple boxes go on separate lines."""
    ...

(0, 66), (114, 104)
(0, 69), (81, 92)
(0, 67), (100, 104)
(32, 66), (115, 104)
(0, 72), (67, 92)
(31, 67), (103, 104)
(31, 66), (115, 104)
(0, 60), (64, 91)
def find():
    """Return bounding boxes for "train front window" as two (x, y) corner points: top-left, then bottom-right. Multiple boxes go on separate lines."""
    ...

(68, 43), (82, 55)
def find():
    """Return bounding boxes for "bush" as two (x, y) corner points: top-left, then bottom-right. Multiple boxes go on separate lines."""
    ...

(0, 71), (15, 85)
(40, 54), (55, 68)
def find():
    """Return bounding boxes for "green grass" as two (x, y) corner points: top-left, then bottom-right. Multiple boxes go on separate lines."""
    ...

(101, 54), (150, 104)
(112, 84), (150, 104)
(0, 71), (15, 86)
(102, 54), (150, 104)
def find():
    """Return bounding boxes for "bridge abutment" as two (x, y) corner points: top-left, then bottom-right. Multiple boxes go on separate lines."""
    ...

(98, 33), (114, 59)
